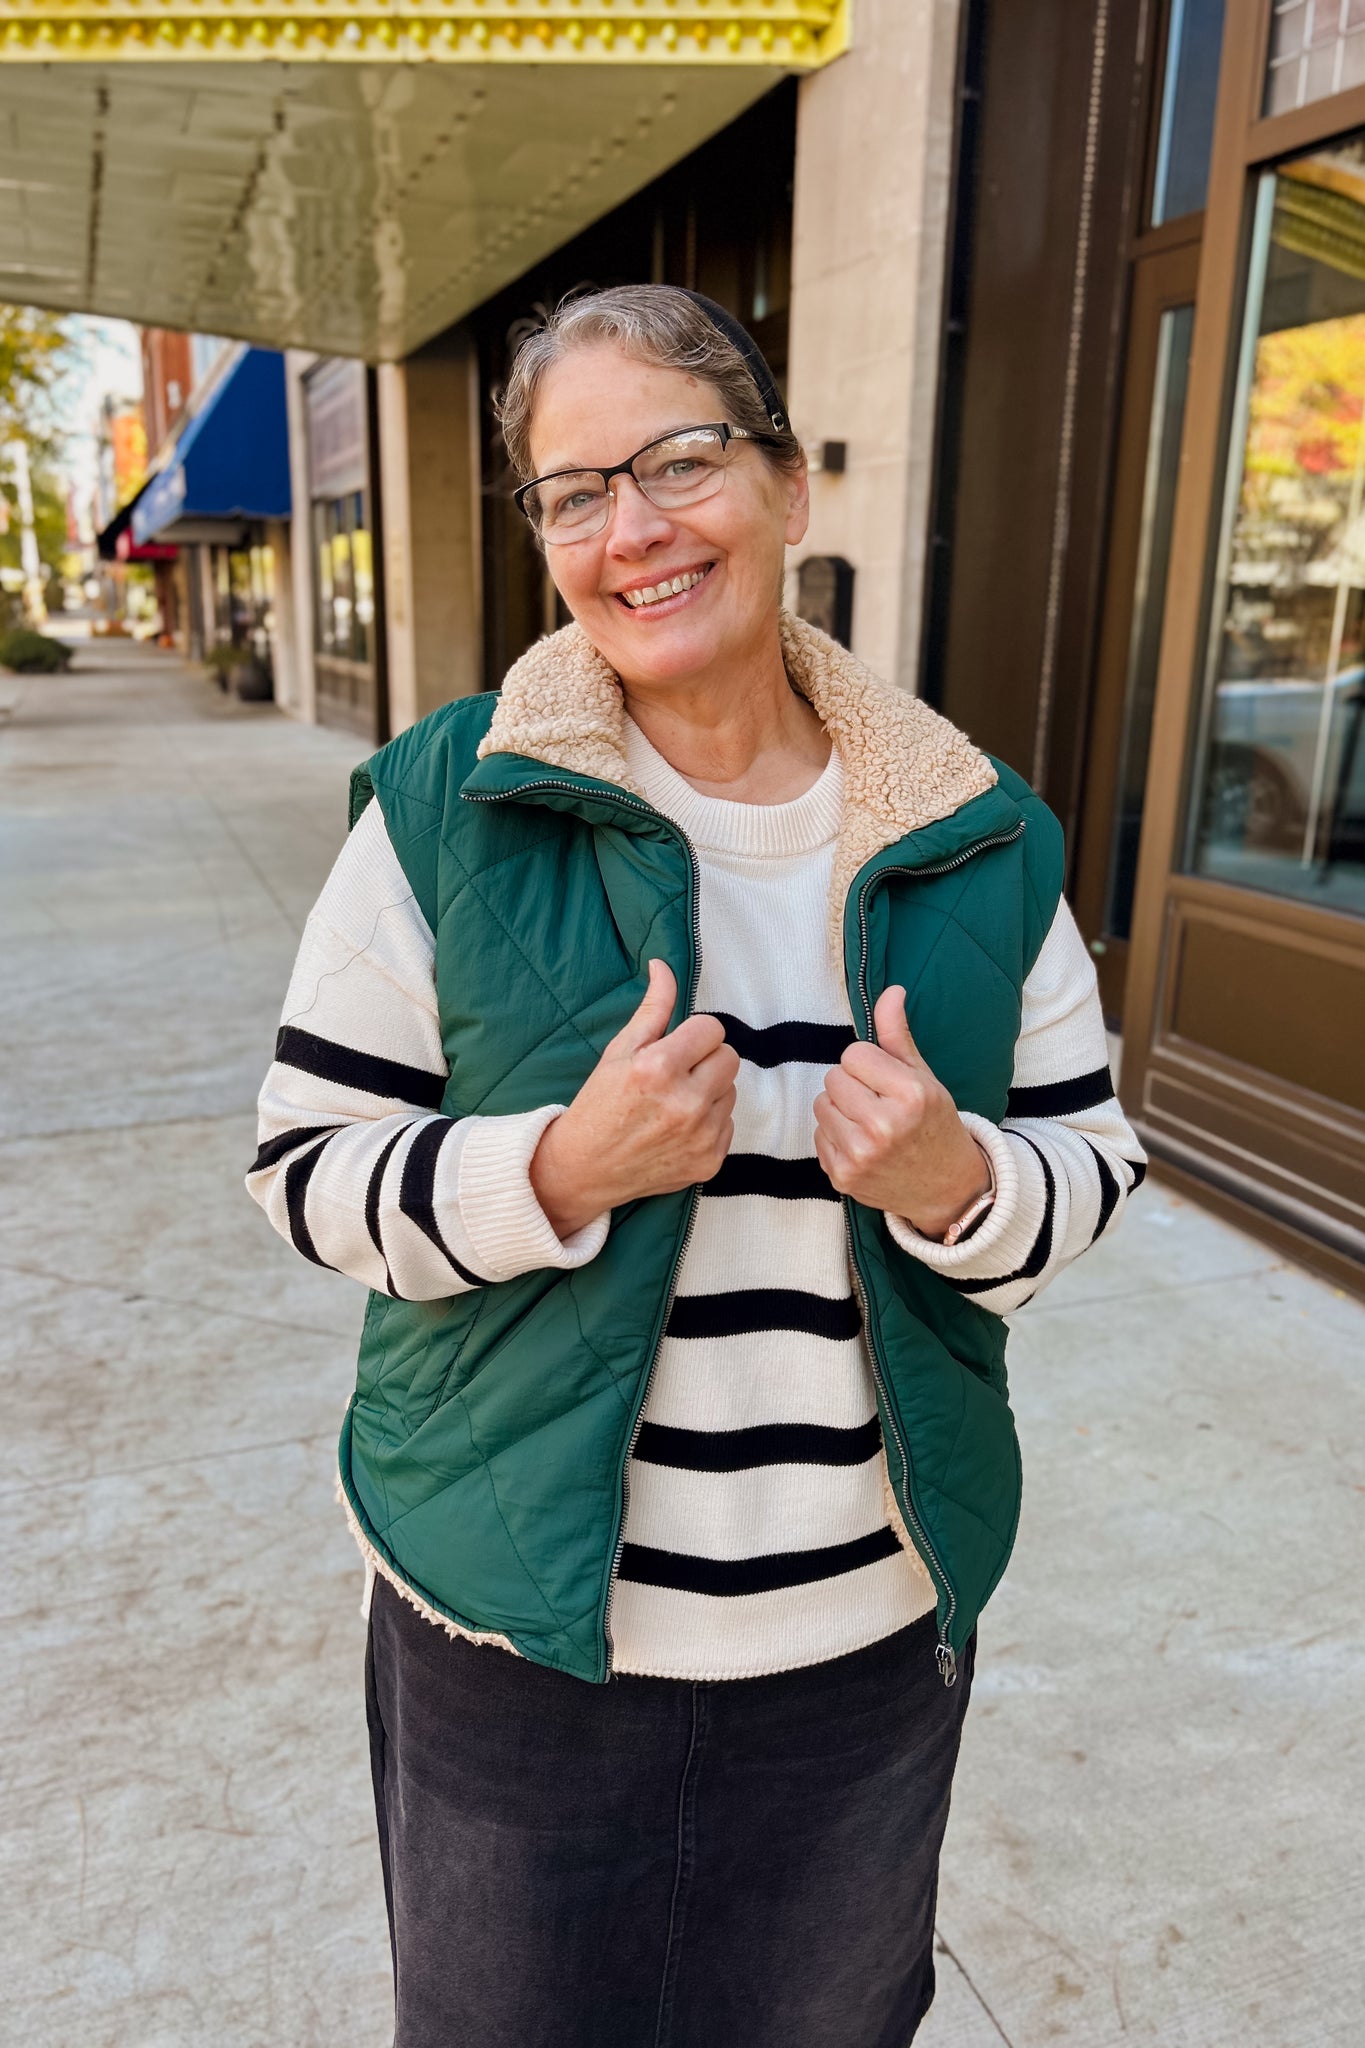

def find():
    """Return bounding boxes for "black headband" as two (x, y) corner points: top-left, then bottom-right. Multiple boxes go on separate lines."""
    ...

(677, 289), (790, 436)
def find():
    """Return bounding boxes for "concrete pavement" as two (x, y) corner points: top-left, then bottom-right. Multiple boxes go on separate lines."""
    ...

(2, 642), (1361, 2047)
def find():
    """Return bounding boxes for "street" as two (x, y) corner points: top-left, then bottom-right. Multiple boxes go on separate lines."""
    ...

(2, 642), (1361, 2047)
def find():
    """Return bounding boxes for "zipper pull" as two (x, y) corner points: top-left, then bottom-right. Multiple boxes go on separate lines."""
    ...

(935, 1640), (958, 1689)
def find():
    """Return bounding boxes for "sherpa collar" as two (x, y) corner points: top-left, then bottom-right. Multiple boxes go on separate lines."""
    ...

(476, 610), (998, 932)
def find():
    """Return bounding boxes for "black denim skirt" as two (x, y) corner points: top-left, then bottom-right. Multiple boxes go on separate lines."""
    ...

(365, 1573), (974, 2048)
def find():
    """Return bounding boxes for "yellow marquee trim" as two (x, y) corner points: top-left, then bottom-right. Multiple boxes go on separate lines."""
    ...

(0, 0), (848, 64)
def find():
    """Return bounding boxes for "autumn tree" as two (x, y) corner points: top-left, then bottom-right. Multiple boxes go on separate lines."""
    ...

(0, 303), (71, 442)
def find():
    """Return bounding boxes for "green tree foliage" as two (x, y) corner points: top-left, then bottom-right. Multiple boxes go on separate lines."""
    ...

(0, 306), (78, 604)
(0, 468), (68, 576)
(0, 304), (71, 441)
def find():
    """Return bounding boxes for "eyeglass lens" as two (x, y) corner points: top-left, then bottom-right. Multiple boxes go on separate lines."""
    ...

(526, 427), (731, 542)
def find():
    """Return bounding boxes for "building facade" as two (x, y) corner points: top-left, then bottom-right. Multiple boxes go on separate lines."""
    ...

(927, 0), (1363, 1289)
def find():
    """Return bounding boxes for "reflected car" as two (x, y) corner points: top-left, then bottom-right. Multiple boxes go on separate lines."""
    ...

(1204, 666), (1365, 857)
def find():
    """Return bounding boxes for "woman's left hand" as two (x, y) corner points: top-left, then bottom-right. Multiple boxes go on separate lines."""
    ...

(814, 985), (992, 1241)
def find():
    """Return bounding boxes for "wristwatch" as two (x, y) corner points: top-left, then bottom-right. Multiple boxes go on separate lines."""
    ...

(940, 1147), (996, 1247)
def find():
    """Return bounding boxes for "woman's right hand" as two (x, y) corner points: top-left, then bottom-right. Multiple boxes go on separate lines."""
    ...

(528, 959), (739, 1239)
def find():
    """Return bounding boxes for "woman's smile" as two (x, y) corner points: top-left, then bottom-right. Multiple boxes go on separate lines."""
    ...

(611, 560), (718, 614)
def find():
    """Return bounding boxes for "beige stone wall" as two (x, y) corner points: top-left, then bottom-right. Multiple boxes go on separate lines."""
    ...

(785, 0), (961, 694)
(264, 518), (298, 713)
(378, 329), (483, 735)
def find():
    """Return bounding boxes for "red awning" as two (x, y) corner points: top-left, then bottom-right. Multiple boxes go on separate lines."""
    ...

(115, 529), (178, 564)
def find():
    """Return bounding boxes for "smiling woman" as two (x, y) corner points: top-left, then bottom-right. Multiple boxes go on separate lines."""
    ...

(247, 283), (1146, 2047)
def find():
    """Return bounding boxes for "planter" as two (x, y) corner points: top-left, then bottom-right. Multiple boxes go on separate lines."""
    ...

(230, 658), (273, 703)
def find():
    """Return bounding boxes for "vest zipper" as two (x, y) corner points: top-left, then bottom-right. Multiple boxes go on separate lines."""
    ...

(846, 818), (1026, 1689)
(465, 776), (703, 1681)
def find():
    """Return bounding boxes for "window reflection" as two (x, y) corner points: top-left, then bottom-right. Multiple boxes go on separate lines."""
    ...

(313, 490), (373, 665)
(1151, 0), (1225, 226)
(1265, 0), (1365, 117)
(1191, 143), (1365, 916)
(210, 540), (275, 663)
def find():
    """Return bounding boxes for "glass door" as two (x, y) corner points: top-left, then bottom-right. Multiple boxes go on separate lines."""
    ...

(1187, 143), (1365, 922)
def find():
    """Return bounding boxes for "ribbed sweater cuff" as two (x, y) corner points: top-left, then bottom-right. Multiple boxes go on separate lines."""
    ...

(883, 1113), (1046, 1276)
(456, 1107), (611, 1280)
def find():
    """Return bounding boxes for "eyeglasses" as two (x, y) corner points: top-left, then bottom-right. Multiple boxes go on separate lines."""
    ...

(514, 422), (759, 545)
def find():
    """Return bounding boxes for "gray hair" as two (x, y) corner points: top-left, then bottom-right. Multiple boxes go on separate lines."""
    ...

(496, 284), (804, 484)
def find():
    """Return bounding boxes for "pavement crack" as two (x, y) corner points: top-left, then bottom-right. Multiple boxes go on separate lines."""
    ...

(1016, 1260), (1284, 1318)
(0, 1108), (253, 1147)
(934, 1929), (1016, 2046)
(0, 1428), (338, 1500)
(0, 1257), (358, 1344)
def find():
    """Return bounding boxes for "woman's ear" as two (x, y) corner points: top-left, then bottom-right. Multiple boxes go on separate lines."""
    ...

(783, 456), (811, 549)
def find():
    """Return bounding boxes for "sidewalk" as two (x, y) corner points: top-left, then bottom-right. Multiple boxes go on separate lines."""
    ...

(2, 644), (1361, 2048)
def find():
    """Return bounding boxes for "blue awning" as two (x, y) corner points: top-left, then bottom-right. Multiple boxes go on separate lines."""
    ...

(133, 347), (291, 545)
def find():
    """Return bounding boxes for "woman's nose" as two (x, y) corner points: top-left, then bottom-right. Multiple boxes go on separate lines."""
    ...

(604, 475), (673, 555)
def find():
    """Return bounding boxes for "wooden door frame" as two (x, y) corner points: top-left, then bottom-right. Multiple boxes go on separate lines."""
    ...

(1120, 0), (1365, 1282)
(1072, 229), (1202, 1017)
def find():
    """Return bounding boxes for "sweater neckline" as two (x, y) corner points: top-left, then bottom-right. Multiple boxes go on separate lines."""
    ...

(623, 716), (844, 858)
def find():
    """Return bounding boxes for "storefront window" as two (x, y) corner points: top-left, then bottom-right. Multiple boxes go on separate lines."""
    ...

(210, 539), (274, 657)
(313, 491), (373, 664)
(1151, 0), (1226, 225)
(1188, 143), (1365, 918)
(1265, 0), (1365, 117)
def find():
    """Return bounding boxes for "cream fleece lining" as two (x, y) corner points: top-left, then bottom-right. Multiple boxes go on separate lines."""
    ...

(477, 611), (998, 950)
(338, 1470), (522, 1658)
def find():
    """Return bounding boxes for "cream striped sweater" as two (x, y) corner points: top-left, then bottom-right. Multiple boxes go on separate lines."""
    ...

(249, 727), (1144, 1679)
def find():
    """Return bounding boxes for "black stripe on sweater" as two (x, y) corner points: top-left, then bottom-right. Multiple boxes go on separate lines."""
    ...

(946, 1133), (1056, 1296)
(710, 1014), (855, 1070)
(249, 1123), (345, 1175)
(1006, 1066), (1115, 1118)
(618, 1525), (902, 1597)
(1085, 1139), (1122, 1245)
(284, 1134), (339, 1270)
(275, 1025), (447, 1110)
(365, 1123), (410, 1295)
(705, 1153), (838, 1202)
(667, 1289), (862, 1342)
(398, 1118), (491, 1289)
(633, 1415), (882, 1473)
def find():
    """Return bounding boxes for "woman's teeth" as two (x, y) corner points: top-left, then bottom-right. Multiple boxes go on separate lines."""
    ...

(621, 567), (710, 609)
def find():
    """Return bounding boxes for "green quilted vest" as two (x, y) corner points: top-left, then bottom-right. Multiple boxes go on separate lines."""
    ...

(339, 656), (1063, 1687)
